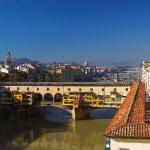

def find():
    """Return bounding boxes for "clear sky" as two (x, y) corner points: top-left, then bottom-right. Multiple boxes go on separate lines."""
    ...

(0, 0), (150, 65)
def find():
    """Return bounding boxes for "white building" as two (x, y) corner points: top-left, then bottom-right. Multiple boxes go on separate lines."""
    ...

(0, 66), (9, 73)
(107, 138), (150, 150)
(142, 61), (150, 95)
(16, 62), (35, 73)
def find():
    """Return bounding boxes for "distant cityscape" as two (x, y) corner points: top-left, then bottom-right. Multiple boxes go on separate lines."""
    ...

(0, 51), (141, 83)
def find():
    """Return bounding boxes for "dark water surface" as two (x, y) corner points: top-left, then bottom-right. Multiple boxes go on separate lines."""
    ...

(0, 108), (116, 150)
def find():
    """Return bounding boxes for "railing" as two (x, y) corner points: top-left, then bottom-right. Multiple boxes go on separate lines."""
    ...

(62, 99), (122, 108)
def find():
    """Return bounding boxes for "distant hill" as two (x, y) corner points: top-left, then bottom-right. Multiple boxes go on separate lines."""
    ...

(11, 58), (40, 66)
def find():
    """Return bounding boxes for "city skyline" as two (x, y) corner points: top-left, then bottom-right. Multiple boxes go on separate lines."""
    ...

(0, 0), (150, 65)
(0, 50), (140, 66)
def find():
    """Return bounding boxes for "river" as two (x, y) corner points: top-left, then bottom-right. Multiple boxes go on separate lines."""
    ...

(0, 108), (116, 150)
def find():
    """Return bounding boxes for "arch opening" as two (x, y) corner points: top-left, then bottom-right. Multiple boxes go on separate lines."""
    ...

(33, 93), (42, 105)
(44, 93), (53, 102)
(54, 93), (63, 102)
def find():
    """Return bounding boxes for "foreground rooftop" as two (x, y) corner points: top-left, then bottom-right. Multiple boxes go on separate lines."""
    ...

(105, 82), (150, 139)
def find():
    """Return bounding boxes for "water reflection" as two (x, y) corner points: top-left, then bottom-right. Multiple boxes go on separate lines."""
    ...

(26, 119), (110, 150)
(0, 108), (116, 150)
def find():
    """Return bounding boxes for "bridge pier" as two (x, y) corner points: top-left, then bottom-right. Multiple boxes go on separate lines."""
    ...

(72, 107), (91, 120)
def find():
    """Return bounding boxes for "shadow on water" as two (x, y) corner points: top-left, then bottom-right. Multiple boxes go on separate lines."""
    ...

(90, 108), (117, 119)
(0, 107), (116, 150)
(40, 106), (72, 123)
(40, 106), (117, 122)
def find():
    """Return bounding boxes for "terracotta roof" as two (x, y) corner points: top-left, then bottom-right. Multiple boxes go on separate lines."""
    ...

(105, 82), (148, 138)
(105, 82), (139, 134)
(128, 83), (145, 124)
(106, 123), (150, 138)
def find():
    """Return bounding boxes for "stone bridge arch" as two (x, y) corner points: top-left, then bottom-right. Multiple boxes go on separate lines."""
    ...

(33, 93), (43, 105)
(54, 93), (63, 102)
(44, 93), (53, 102)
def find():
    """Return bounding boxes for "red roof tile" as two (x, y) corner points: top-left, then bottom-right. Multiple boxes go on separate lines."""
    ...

(105, 82), (148, 138)
(105, 83), (139, 134)
(106, 123), (150, 138)
(128, 83), (145, 124)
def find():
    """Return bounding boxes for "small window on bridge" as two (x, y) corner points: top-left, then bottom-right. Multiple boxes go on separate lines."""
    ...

(37, 88), (39, 91)
(17, 87), (20, 91)
(79, 88), (82, 91)
(47, 88), (50, 91)
(8, 87), (10, 90)
(126, 88), (128, 91)
(68, 88), (71, 91)
(114, 88), (117, 92)
(57, 88), (60, 91)
(102, 88), (105, 91)
(90, 88), (93, 92)
(27, 87), (29, 91)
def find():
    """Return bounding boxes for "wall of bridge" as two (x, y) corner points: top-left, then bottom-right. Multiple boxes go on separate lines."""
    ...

(0, 84), (130, 98)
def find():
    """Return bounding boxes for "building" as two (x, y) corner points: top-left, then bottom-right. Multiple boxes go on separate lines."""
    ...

(9, 70), (28, 82)
(57, 68), (84, 82)
(16, 62), (35, 73)
(0, 51), (12, 74)
(48, 64), (85, 82)
(142, 61), (150, 95)
(105, 82), (150, 150)
(28, 68), (49, 82)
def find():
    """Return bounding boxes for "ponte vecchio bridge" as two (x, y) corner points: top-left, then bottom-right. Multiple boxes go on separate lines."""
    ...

(0, 82), (130, 100)
(0, 82), (131, 120)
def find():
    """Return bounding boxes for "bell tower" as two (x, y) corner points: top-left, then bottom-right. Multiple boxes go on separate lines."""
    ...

(5, 50), (11, 69)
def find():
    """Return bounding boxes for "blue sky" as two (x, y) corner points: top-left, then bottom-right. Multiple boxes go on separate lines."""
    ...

(0, 0), (150, 65)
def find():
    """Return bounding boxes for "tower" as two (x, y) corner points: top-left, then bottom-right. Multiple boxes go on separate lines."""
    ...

(84, 58), (89, 67)
(5, 50), (11, 69)
(52, 62), (56, 81)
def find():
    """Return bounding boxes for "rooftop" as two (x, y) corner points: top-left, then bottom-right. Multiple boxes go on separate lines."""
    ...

(105, 82), (150, 139)
(0, 81), (131, 86)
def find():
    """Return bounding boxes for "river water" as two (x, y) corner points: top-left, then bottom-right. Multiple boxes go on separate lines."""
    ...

(0, 108), (116, 150)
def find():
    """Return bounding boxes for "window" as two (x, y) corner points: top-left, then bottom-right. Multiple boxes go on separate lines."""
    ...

(114, 88), (117, 92)
(8, 87), (10, 90)
(27, 87), (29, 91)
(57, 88), (60, 91)
(102, 88), (105, 91)
(47, 88), (50, 91)
(79, 88), (82, 91)
(17, 87), (20, 91)
(90, 88), (93, 92)
(68, 88), (71, 91)
(37, 88), (39, 91)
(126, 88), (128, 91)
